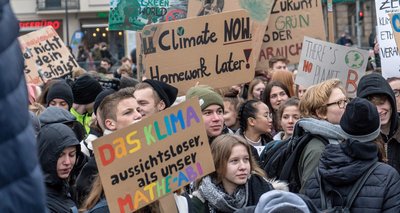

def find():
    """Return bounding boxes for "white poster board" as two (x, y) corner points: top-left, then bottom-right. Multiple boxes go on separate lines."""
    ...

(375, 0), (400, 78)
(296, 37), (369, 97)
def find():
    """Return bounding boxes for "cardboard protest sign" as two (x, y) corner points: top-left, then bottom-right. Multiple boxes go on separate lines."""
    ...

(295, 37), (369, 97)
(19, 26), (78, 85)
(141, 10), (255, 95)
(375, 0), (400, 78)
(187, 0), (240, 17)
(258, 0), (326, 70)
(109, 0), (188, 31)
(93, 98), (215, 212)
(186, 0), (273, 76)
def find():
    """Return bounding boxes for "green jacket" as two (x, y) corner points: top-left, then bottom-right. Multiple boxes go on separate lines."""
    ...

(70, 108), (91, 134)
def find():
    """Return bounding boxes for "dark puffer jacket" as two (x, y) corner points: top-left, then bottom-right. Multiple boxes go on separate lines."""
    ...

(0, 0), (46, 211)
(303, 140), (400, 213)
(37, 123), (82, 213)
(357, 73), (400, 173)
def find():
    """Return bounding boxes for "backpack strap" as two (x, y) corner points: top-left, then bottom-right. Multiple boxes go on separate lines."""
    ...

(344, 163), (380, 209)
(317, 163), (380, 210)
(316, 169), (328, 209)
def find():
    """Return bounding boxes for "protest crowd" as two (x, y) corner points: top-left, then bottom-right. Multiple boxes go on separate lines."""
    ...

(3, 0), (400, 212)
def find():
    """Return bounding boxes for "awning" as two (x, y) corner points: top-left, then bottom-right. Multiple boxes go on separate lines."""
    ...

(80, 19), (108, 28)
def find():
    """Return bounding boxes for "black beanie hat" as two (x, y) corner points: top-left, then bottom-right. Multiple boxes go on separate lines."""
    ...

(93, 89), (116, 115)
(144, 79), (178, 108)
(72, 75), (103, 105)
(340, 97), (380, 143)
(46, 81), (74, 109)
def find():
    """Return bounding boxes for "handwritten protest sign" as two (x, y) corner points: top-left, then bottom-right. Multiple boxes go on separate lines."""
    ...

(93, 98), (215, 212)
(109, 0), (188, 31)
(187, 1), (272, 76)
(375, 0), (400, 78)
(19, 26), (78, 84)
(141, 10), (255, 95)
(187, 0), (240, 17)
(257, 0), (325, 70)
(295, 37), (368, 97)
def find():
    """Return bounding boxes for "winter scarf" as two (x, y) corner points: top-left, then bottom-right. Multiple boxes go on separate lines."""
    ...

(297, 118), (347, 144)
(198, 176), (248, 212)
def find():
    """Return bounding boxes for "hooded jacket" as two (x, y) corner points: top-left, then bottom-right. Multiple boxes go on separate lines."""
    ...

(357, 73), (400, 173)
(39, 106), (86, 141)
(0, 0), (46, 211)
(37, 123), (82, 213)
(303, 140), (400, 212)
(39, 106), (88, 188)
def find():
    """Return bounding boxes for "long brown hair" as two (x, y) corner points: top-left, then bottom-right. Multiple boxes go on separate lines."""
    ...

(79, 175), (103, 212)
(271, 70), (295, 97)
(210, 134), (266, 184)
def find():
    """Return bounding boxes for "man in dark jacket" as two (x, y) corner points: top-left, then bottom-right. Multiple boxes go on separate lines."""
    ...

(357, 73), (400, 173)
(38, 123), (83, 212)
(0, 0), (46, 211)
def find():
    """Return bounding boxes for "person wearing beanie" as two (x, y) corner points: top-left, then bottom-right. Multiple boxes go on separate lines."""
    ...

(46, 80), (74, 110)
(80, 88), (116, 157)
(302, 98), (400, 213)
(357, 73), (400, 173)
(186, 85), (230, 143)
(133, 79), (178, 118)
(70, 75), (103, 134)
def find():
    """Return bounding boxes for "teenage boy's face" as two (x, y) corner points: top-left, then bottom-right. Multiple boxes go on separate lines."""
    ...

(134, 88), (161, 118)
(202, 105), (224, 138)
(114, 97), (142, 130)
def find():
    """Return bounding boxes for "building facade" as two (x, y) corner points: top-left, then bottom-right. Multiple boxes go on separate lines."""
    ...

(11, 0), (376, 68)
(11, 0), (128, 67)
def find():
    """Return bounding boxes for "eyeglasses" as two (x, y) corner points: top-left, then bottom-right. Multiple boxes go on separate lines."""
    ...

(325, 99), (348, 109)
(393, 89), (400, 97)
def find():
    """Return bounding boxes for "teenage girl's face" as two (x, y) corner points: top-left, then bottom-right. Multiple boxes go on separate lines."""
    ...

(222, 144), (250, 195)
(281, 106), (300, 139)
(223, 101), (238, 129)
(250, 102), (273, 134)
(57, 146), (76, 179)
(270, 86), (289, 111)
(252, 82), (265, 100)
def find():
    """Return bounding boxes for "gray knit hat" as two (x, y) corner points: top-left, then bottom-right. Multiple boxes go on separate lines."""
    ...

(255, 190), (310, 213)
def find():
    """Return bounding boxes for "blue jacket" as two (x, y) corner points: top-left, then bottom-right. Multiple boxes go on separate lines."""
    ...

(0, 0), (46, 211)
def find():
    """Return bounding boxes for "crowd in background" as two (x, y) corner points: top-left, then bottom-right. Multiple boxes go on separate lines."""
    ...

(3, 0), (400, 212)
